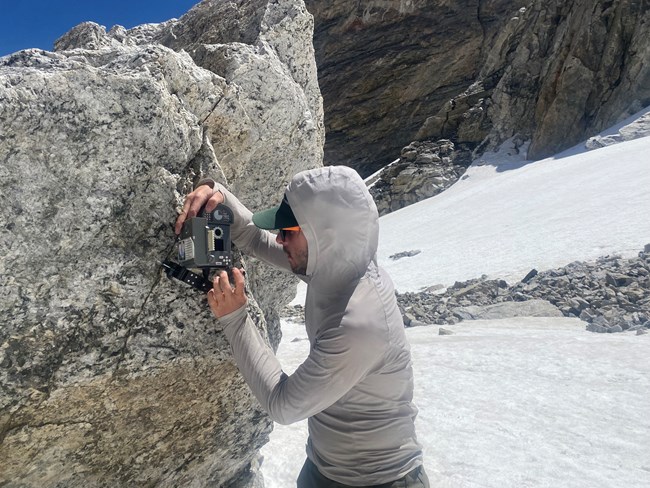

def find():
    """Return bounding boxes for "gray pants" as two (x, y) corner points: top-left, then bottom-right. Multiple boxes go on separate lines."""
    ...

(297, 459), (430, 488)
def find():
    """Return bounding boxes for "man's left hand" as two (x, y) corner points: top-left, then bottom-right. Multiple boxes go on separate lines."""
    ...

(207, 268), (247, 318)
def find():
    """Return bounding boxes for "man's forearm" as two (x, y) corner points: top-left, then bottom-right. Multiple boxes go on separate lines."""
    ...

(202, 182), (290, 271)
(218, 306), (289, 422)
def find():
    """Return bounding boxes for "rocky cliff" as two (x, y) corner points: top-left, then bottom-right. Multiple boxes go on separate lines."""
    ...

(305, 0), (528, 175)
(306, 0), (650, 174)
(0, 0), (322, 486)
(442, 0), (650, 160)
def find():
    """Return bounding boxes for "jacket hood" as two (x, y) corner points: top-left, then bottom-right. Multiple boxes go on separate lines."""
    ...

(285, 166), (379, 292)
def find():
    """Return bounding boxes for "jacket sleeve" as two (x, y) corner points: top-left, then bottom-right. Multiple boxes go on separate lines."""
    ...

(219, 306), (384, 425)
(197, 179), (292, 272)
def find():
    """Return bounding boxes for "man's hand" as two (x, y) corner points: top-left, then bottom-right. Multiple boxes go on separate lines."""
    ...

(175, 184), (224, 235)
(207, 268), (247, 318)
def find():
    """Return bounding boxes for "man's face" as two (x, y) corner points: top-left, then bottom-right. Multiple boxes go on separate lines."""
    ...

(276, 228), (308, 275)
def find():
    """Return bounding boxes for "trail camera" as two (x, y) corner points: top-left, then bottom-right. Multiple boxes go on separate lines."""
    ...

(162, 204), (234, 292)
(178, 204), (234, 268)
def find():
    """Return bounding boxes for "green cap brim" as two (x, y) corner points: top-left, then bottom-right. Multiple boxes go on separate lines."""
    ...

(252, 196), (298, 230)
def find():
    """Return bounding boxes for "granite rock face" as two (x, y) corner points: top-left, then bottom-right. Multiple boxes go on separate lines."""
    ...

(0, 1), (322, 486)
(54, 0), (324, 208)
(306, 0), (649, 174)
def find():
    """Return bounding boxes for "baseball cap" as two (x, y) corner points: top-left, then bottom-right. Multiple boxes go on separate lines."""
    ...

(252, 195), (298, 230)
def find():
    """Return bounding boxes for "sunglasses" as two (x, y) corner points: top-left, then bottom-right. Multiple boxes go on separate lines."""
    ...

(279, 226), (300, 240)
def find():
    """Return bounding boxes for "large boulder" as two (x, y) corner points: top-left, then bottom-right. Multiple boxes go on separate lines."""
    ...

(54, 0), (324, 209)
(0, 0), (322, 486)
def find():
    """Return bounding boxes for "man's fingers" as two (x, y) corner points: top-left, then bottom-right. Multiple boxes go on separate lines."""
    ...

(187, 186), (214, 221)
(208, 269), (247, 319)
(216, 270), (231, 294)
(212, 275), (224, 294)
(175, 185), (222, 235)
(174, 196), (194, 234)
(207, 288), (219, 314)
(231, 268), (246, 297)
(214, 268), (245, 295)
(175, 185), (214, 235)
(205, 191), (225, 213)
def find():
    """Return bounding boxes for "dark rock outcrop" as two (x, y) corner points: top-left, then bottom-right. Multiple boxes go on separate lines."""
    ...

(305, 0), (526, 175)
(459, 0), (650, 160)
(306, 0), (650, 174)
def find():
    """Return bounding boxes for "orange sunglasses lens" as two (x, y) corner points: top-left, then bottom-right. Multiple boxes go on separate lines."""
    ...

(279, 226), (300, 240)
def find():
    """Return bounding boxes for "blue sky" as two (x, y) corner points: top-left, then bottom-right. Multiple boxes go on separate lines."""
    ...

(0, 0), (199, 57)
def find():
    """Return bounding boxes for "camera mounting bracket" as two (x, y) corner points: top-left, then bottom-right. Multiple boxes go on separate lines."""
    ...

(161, 260), (212, 292)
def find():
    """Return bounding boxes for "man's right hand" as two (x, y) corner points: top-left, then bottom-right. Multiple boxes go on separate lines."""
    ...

(174, 184), (224, 235)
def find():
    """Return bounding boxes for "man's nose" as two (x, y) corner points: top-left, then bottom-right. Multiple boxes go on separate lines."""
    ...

(276, 232), (283, 245)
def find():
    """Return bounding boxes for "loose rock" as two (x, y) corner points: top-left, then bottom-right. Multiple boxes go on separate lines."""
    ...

(395, 248), (650, 334)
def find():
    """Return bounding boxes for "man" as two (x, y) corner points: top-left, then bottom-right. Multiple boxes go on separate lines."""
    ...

(176, 166), (428, 487)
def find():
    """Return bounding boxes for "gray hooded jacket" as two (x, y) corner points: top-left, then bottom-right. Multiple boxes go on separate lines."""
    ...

(213, 166), (422, 485)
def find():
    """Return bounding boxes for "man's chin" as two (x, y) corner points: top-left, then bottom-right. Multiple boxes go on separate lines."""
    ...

(291, 264), (307, 276)
(286, 251), (307, 275)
